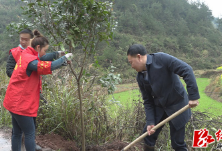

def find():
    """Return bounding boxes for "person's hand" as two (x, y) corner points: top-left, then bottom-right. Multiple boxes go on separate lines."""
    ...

(147, 125), (155, 136)
(64, 53), (73, 60)
(189, 100), (199, 108)
(58, 51), (66, 57)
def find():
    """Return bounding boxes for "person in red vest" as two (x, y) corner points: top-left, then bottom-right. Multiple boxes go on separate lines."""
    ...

(6, 28), (66, 78)
(6, 28), (44, 151)
(3, 29), (73, 151)
(6, 29), (66, 151)
(6, 29), (34, 77)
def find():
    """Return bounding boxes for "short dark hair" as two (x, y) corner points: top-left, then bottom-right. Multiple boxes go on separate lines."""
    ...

(19, 29), (34, 39)
(127, 44), (147, 56)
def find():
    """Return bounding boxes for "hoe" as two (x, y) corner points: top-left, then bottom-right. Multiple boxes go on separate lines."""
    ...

(121, 104), (190, 151)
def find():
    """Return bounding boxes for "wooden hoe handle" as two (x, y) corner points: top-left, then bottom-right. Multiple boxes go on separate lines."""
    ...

(121, 104), (190, 151)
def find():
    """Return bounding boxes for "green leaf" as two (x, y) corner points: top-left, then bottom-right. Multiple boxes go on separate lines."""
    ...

(60, 43), (65, 51)
(28, 3), (35, 7)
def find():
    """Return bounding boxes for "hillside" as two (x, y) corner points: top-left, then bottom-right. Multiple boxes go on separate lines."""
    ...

(0, 0), (222, 77)
(96, 0), (222, 77)
(0, 0), (23, 65)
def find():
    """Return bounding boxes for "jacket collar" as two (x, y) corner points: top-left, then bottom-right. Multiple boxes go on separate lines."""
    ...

(146, 54), (153, 65)
(138, 54), (153, 74)
(18, 44), (25, 50)
(25, 46), (39, 57)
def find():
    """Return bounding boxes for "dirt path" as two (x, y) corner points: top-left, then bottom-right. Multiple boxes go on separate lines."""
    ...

(0, 127), (54, 151)
(0, 127), (80, 151)
(0, 127), (11, 151)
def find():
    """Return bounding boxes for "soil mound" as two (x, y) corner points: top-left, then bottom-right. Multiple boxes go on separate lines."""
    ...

(36, 133), (143, 151)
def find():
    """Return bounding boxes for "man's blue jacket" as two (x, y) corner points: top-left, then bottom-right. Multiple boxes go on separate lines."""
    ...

(137, 52), (200, 130)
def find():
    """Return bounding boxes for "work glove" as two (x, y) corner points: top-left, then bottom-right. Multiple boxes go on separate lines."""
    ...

(64, 53), (73, 61)
(58, 51), (66, 57)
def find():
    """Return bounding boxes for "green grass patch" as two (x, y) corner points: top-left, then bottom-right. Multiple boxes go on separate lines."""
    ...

(108, 89), (140, 118)
(189, 78), (222, 116)
(109, 78), (222, 117)
(112, 89), (140, 105)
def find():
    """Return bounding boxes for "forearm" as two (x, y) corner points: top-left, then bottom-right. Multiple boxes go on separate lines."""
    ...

(27, 56), (67, 72)
(144, 101), (155, 125)
(137, 76), (155, 125)
(51, 56), (67, 70)
(40, 52), (59, 61)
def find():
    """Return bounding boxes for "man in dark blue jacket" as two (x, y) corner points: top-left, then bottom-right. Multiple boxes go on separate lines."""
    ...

(127, 44), (200, 151)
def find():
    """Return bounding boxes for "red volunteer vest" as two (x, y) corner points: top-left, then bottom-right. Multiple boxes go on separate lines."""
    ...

(4, 47), (52, 117)
(9, 47), (23, 62)
(9, 46), (43, 92)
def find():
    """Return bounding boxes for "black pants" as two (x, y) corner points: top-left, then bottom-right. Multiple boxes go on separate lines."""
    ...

(11, 117), (37, 150)
(10, 112), (36, 151)
(12, 117), (37, 134)
(143, 113), (187, 151)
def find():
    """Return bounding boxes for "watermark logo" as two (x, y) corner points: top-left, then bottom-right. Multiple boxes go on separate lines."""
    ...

(192, 128), (222, 149)
(215, 129), (222, 142)
(193, 128), (215, 148)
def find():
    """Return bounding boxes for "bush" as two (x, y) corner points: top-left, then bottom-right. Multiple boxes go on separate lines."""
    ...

(37, 69), (113, 144)
(0, 68), (11, 127)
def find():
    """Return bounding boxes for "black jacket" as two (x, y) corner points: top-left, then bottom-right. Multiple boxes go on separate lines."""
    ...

(137, 52), (200, 130)
(6, 53), (16, 77)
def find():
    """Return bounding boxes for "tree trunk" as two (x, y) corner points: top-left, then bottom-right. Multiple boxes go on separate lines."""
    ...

(77, 81), (85, 151)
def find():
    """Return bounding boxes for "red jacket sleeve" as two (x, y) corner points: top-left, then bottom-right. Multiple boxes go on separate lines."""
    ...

(37, 61), (52, 75)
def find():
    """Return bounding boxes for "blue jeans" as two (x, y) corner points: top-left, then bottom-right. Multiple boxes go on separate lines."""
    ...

(10, 112), (36, 151)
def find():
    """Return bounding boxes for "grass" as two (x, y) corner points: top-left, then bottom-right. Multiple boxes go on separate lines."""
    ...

(188, 78), (222, 116)
(0, 68), (11, 127)
(108, 88), (140, 115)
(110, 78), (222, 117)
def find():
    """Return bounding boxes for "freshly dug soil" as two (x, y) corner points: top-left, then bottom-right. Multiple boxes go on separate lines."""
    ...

(36, 133), (143, 151)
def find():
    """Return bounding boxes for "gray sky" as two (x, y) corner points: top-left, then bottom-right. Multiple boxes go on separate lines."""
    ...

(188, 0), (222, 18)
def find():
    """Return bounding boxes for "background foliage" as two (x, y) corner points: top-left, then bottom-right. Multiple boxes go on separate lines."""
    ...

(0, 0), (222, 74)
